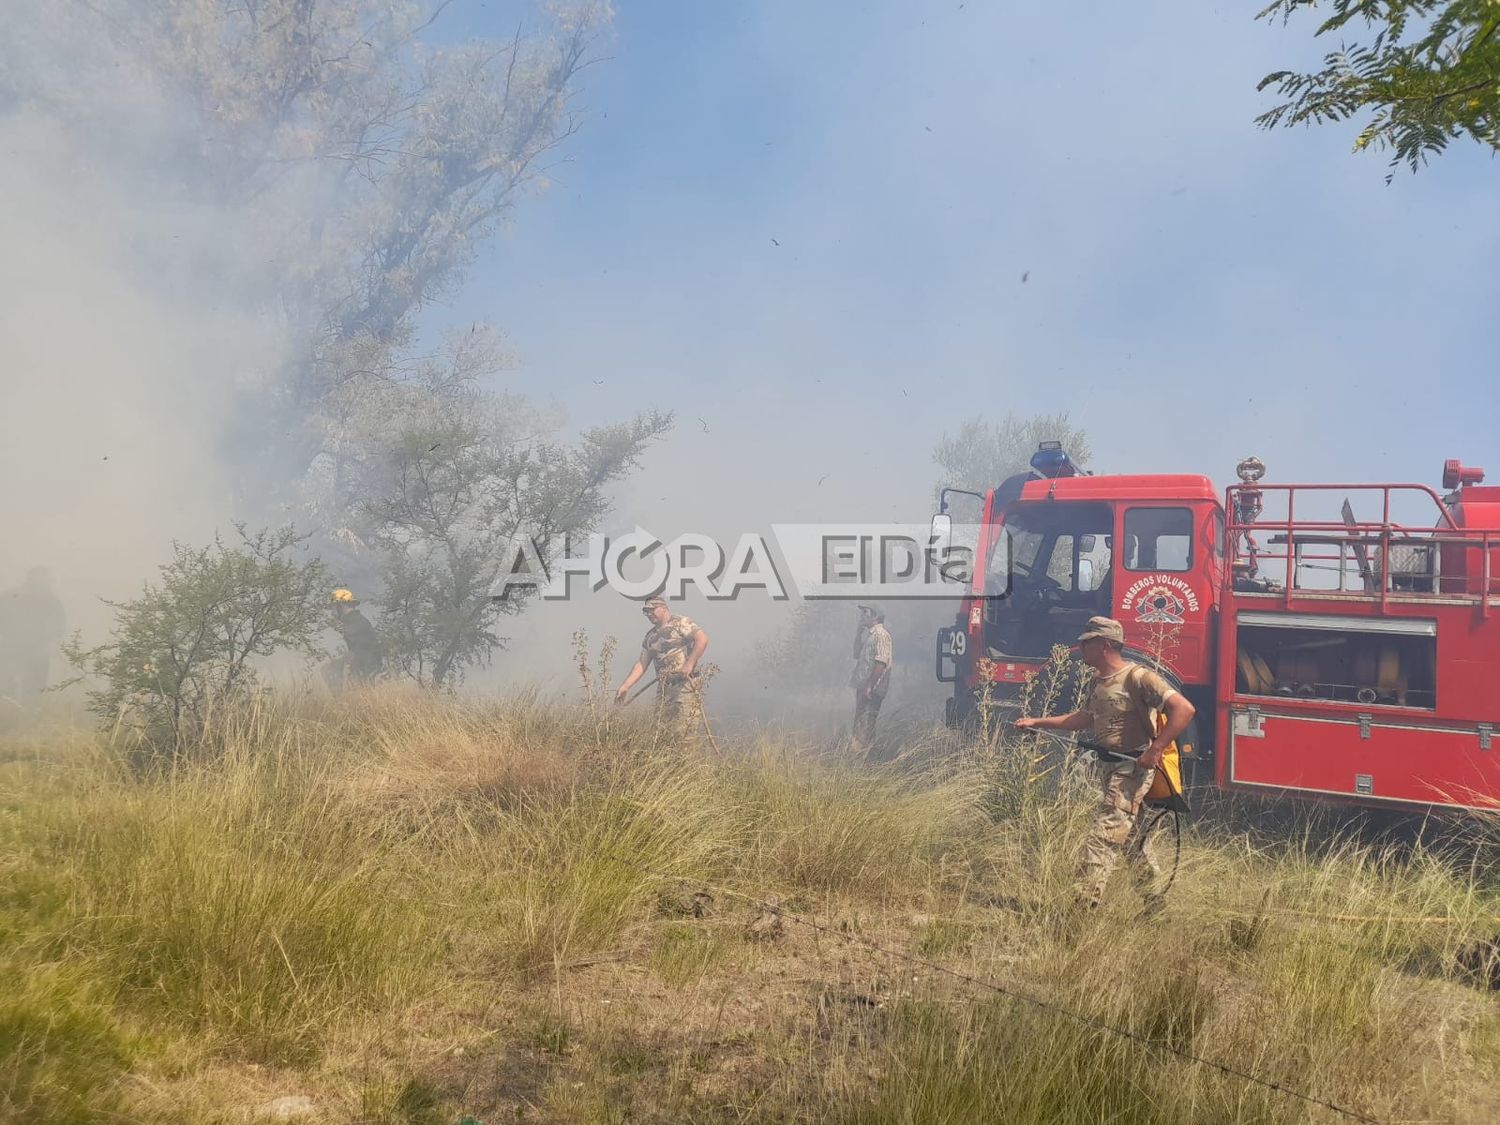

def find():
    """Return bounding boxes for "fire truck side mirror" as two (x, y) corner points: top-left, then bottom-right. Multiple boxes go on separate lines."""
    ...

(930, 513), (953, 555)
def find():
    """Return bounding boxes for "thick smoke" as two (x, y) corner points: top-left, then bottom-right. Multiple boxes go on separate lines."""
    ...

(0, 2), (616, 696)
(0, 2), (952, 722)
(0, 8), (288, 639)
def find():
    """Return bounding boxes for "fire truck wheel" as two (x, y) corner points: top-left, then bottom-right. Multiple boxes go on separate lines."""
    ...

(945, 694), (976, 732)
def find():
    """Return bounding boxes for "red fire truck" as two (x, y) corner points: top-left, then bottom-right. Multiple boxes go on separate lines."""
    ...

(932, 444), (1500, 811)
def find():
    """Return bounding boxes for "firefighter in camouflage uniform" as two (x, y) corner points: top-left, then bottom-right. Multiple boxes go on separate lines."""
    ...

(1015, 616), (1195, 910)
(616, 597), (710, 741)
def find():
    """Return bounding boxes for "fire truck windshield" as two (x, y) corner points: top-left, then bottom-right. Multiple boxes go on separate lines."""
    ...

(983, 502), (1114, 657)
(997, 526), (1045, 586)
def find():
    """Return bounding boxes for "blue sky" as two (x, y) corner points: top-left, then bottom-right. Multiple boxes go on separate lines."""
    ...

(430, 1), (1496, 680)
(440, 2), (1494, 496)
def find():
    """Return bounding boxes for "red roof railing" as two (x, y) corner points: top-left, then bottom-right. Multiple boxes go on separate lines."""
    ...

(1225, 483), (1495, 617)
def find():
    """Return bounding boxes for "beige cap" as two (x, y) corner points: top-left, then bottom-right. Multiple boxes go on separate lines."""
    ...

(642, 596), (669, 611)
(1077, 616), (1125, 644)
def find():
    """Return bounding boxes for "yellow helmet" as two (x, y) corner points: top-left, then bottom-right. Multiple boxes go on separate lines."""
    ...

(331, 588), (359, 605)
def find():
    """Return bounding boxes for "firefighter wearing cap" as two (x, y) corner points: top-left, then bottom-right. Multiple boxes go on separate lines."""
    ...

(851, 605), (893, 750)
(615, 597), (710, 739)
(1015, 616), (1196, 910)
(330, 589), (384, 685)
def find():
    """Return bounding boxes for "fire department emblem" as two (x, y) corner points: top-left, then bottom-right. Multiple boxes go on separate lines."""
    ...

(1121, 574), (1199, 625)
(1133, 584), (1186, 624)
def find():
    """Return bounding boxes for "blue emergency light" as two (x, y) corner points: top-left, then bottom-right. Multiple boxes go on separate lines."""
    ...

(1029, 442), (1078, 479)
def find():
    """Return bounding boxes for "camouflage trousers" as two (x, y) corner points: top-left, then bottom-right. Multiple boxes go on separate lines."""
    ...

(1074, 757), (1163, 907)
(656, 676), (705, 743)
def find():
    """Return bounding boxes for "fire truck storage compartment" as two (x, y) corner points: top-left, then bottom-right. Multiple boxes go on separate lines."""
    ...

(1227, 708), (1497, 807)
(1234, 611), (1436, 709)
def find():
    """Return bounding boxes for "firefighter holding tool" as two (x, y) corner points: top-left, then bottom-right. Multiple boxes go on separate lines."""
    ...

(1015, 616), (1195, 910)
(616, 597), (710, 741)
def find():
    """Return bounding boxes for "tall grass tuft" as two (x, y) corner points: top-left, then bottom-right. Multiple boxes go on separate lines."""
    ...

(0, 965), (134, 1125)
(728, 736), (988, 897)
(1, 685), (1496, 1123)
(33, 747), (434, 1061)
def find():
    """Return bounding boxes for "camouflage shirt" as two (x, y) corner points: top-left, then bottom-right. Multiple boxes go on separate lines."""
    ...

(641, 615), (702, 677)
(1085, 663), (1176, 753)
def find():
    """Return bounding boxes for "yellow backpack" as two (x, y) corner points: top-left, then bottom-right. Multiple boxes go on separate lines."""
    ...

(1126, 664), (1191, 813)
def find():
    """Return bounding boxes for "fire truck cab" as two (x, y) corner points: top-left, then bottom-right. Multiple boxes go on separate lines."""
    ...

(935, 446), (1500, 812)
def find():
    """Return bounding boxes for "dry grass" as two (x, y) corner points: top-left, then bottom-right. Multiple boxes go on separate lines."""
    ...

(1, 687), (1498, 1123)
